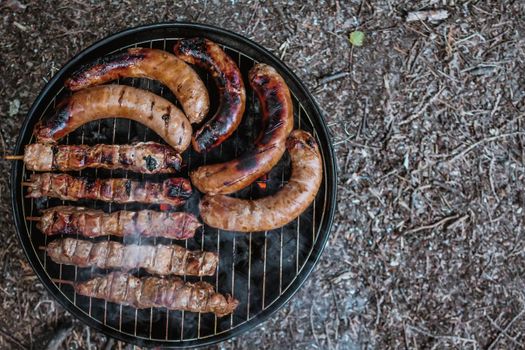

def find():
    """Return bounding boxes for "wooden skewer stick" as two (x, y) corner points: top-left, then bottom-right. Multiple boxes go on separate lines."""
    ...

(4, 155), (24, 160)
(26, 216), (40, 221)
(51, 278), (74, 286)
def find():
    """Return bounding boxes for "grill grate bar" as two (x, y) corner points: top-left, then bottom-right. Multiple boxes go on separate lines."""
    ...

(127, 43), (142, 338)
(279, 167), (284, 295)
(296, 107), (302, 274)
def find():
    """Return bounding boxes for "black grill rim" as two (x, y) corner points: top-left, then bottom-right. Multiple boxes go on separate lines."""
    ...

(11, 22), (338, 348)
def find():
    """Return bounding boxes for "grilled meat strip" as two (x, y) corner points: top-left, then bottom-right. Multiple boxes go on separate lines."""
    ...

(25, 173), (191, 206)
(47, 238), (218, 276)
(37, 206), (200, 240)
(73, 272), (238, 317)
(23, 142), (182, 174)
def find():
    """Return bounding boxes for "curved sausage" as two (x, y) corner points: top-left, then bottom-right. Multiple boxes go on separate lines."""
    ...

(199, 130), (323, 232)
(190, 63), (293, 195)
(34, 85), (192, 153)
(173, 38), (246, 152)
(65, 48), (209, 124)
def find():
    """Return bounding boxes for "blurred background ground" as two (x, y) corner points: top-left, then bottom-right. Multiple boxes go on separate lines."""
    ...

(1, 0), (524, 349)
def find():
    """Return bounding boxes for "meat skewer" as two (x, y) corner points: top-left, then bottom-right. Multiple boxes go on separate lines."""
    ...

(54, 272), (238, 317)
(11, 142), (182, 174)
(24, 173), (191, 206)
(46, 238), (218, 276)
(32, 206), (200, 240)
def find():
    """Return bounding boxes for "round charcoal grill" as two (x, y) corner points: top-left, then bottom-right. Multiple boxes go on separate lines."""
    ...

(11, 23), (337, 348)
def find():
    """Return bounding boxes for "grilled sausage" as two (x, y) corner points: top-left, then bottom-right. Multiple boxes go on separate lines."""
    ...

(65, 48), (209, 123)
(173, 38), (246, 152)
(199, 130), (322, 232)
(190, 63), (293, 195)
(34, 85), (192, 153)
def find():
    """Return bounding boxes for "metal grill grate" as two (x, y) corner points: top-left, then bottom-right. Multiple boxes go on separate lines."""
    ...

(12, 24), (336, 348)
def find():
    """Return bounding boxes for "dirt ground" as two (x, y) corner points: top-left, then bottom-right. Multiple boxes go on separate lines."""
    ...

(1, 0), (524, 349)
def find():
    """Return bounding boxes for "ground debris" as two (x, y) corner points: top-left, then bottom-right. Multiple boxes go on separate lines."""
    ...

(0, 1), (524, 349)
(406, 9), (449, 22)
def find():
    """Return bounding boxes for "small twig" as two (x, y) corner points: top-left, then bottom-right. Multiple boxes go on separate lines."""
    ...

(406, 9), (449, 22)
(411, 131), (525, 176)
(4, 155), (24, 160)
(487, 309), (525, 350)
(407, 325), (477, 345)
(404, 214), (461, 235)
(310, 304), (320, 347)
(51, 278), (74, 286)
(488, 156), (500, 203)
(84, 326), (91, 350)
(490, 94), (502, 118)
(45, 321), (74, 350)
(486, 315), (524, 348)
(446, 132), (525, 164)
(375, 294), (383, 326)
(103, 338), (115, 350)
(318, 71), (350, 85)
(399, 87), (445, 126)
(0, 326), (26, 350)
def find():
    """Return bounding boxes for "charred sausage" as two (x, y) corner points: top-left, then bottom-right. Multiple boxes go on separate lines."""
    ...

(65, 48), (209, 123)
(199, 130), (322, 232)
(173, 38), (246, 152)
(190, 63), (293, 195)
(34, 85), (192, 153)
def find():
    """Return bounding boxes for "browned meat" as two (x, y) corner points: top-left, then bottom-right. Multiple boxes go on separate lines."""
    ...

(199, 130), (322, 232)
(73, 272), (238, 317)
(34, 85), (192, 153)
(37, 206), (200, 240)
(23, 142), (182, 174)
(24, 173), (191, 206)
(190, 63), (293, 195)
(173, 38), (246, 152)
(65, 48), (209, 123)
(46, 238), (217, 276)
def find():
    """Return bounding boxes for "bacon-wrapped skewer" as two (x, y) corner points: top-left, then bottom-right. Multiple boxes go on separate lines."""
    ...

(46, 238), (218, 276)
(31, 206), (200, 240)
(23, 173), (191, 206)
(9, 142), (182, 174)
(55, 272), (238, 317)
